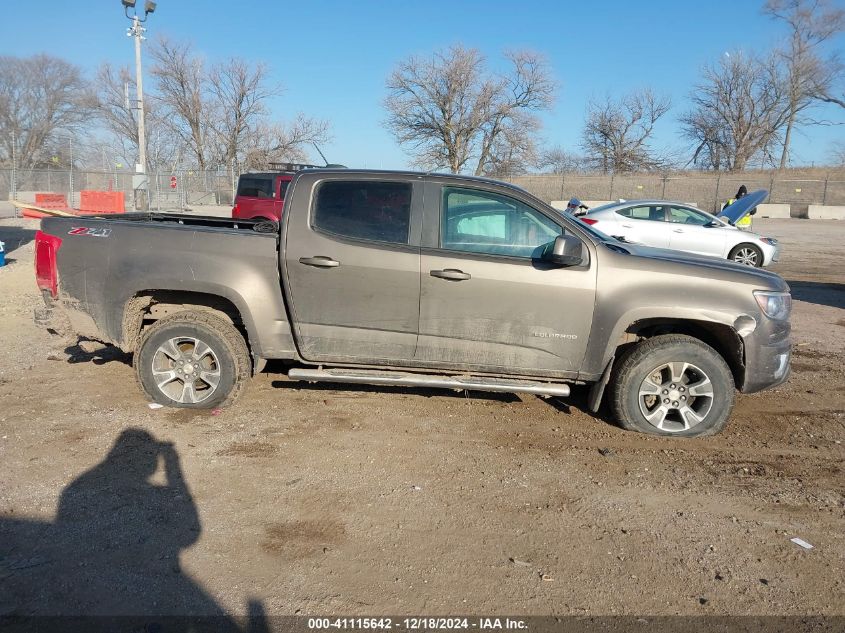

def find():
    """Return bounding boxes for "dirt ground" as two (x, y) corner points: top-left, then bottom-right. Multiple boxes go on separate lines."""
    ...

(0, 217), (843, 620)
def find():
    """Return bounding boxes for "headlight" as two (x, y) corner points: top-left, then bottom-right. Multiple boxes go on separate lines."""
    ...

(754, 290), (792, 320)
(759, 237), (778, 246)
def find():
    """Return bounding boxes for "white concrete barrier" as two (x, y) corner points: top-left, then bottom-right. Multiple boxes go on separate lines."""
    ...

(756, 203), (791, 219)
(808, 205), (845, 219)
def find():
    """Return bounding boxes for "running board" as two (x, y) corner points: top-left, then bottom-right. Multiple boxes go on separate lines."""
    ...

(287, 368), (570, 398)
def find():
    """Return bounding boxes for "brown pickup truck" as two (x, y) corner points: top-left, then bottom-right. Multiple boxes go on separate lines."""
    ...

(33, 169), (792, 437)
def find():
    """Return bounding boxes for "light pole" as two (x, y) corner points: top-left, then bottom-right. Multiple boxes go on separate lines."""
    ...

(122, 0), (156, 210)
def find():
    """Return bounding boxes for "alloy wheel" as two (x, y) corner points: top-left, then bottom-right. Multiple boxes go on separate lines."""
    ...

(637, 361), (714, 432)
(151, 337), (221, 404)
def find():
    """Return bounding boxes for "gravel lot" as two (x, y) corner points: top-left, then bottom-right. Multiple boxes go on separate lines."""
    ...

(0, 217), (843, 619)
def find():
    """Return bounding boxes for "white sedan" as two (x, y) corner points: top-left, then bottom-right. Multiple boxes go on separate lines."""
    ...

(577, 193), (780, 267)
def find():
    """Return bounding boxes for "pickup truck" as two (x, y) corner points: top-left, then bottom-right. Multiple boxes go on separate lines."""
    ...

(33, 169), (792, 437)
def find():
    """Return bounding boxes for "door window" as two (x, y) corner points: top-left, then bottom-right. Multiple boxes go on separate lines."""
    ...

(237, 176), (274, 198)
(616, 206), (666, 221)
(440, 187), (562, 258)
(313, 181), (412, 245)
(668, 206), (711, 225)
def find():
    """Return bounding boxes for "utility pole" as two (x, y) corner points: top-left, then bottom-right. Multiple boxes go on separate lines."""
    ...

(123, 0), (156, 210)
(131, 13), (146, 184)
(10, 129), (16, 213)
(69, 136), (74, 208)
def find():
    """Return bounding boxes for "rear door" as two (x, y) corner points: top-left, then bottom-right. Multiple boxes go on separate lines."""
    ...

(613, 204), (671, 247)
(416, 179), (596, 375)
(667, 206), (726, 257)
(282, 174), (423, 363)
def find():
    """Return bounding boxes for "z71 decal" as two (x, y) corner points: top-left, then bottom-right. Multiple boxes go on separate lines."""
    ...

(68, 227), (112, 238)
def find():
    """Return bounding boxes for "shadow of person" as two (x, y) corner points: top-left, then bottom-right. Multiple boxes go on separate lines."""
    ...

(63, 338), (132, 366)
(0, 428), (266, 632)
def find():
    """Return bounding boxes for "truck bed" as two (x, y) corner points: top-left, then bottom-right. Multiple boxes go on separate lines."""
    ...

(38, 212), (296, 360)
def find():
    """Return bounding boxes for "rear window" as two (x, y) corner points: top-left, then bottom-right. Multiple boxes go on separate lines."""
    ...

(237, 176), (274, 199)
(617, 205), (665, 221)
(312, 181), (412, 245)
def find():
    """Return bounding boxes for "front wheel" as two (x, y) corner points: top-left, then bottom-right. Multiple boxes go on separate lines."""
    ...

(135, 311), (251, 408)
(609, 334), (735, 437)
(729, 243), (763, 267)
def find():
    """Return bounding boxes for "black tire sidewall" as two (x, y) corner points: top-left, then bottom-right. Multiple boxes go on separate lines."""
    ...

(614, 339), (734, 438)
(136, 321), (238, 409)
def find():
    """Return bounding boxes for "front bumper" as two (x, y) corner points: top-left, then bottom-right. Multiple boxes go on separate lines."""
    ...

(761, 241), (781, 266)
(741, 315), (791, 393)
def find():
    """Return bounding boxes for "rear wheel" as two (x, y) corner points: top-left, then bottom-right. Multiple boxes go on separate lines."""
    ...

(135, 311), (251, 408)
(729, 243), (763, 267)
(609, 334), (735, 437)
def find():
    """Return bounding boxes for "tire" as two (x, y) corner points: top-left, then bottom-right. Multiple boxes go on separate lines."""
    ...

(728, 243), (763, 267)
(135, 311), (251, 409)
(609, 334), (735, 438)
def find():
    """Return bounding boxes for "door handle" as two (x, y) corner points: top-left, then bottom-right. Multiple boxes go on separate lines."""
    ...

(430, 269), (471, 281)
(673, 228), (684, 233)
(621, 224), (633, 228)
(299, 256), (340, 268)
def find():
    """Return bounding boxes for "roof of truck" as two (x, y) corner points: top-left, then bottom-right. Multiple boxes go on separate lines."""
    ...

(289, 168), (531, 195)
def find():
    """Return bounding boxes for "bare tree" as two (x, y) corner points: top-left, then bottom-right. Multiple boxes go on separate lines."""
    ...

(384, 45), (554, 175)
(0, 54), (93, 169)
(682, 52), (790, 171)
(580, 89), (671, 173)
(764, 0), (845, 168)
(149, 38), (211, 169)
(208, 58), (279, 165)
(816, 82), (845, 108)
(828, 140), (845, 165)
(536, 146), (588, 173)
(239, 115), (331, 170)
(94, 63), (180, 171)
(149, 38), (326, 171)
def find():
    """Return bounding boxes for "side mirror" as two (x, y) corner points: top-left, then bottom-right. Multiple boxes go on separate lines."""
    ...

(544, 234), (583, 266)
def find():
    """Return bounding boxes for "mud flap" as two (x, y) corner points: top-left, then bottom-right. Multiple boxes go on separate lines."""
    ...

(588, 356), (614, 413)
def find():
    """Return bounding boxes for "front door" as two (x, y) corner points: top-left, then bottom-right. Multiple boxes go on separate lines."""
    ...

(614, 204), (672, 248)
(283, 176), (423, 363)
(667, 206), (726, 257)
(416, 182), (596, 375)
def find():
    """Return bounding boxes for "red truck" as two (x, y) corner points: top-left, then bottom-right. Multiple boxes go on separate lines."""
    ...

(231, 163), (344, 221)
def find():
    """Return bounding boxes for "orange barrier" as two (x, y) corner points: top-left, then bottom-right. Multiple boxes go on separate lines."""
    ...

(20, 191), (125, 219)
(79, 191), (125, 214)
(35, 193), (70, 209)
(25, 193), (72, 218)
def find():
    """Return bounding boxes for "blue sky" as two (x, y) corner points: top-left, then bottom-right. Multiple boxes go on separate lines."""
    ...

(3, 0), (844, 169)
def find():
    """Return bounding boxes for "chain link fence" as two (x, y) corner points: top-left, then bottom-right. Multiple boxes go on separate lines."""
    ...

(507, 173), (845, 213)
(2, 166), (844, 215)
(0, 166), (239, 212)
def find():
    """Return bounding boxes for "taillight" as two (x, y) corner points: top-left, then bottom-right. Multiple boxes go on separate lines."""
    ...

(34, 230), (62, 298)
(580, 217), (598, 226)
(232, 203), (240, 217)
